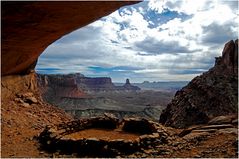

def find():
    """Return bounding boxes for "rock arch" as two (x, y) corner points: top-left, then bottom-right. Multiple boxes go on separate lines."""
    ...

(2, 1), (139, 76)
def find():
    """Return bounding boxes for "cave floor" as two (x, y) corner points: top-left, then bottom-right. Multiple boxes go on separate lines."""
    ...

(62, 128), (141, 141)
(1, 97), (238, 158)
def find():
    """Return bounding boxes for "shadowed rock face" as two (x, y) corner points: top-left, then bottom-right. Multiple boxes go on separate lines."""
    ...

(123, 78), (141, 90)
(1, 1), (139, 76)
(159, 40), (238, 128)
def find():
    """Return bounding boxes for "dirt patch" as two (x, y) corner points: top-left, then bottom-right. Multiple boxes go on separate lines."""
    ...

(63, 128), (140, 140)
(1, 97), (73, 158)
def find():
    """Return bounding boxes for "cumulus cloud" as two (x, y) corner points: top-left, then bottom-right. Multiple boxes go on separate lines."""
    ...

(134, 37), (202, 54)
(36, 0), (238, 82)
(201, 21), (238, 44)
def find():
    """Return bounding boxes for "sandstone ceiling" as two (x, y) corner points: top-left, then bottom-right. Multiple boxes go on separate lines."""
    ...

(2, 1), (139, 76)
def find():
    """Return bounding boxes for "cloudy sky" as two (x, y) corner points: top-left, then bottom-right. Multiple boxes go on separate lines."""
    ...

(36, 0), (238, 83)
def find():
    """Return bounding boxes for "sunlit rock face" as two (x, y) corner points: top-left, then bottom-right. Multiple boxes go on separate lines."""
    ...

(1, 1), (139, 76)
(159, 40), (238, 128)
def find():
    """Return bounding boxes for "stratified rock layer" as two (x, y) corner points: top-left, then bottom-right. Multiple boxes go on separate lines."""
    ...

(1, 1), (139, 76)
(38, 73), (140, 94)
(159, 40), (238, 128)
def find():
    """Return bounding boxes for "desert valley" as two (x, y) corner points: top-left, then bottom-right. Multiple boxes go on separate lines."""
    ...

(1, 1), (238, 158)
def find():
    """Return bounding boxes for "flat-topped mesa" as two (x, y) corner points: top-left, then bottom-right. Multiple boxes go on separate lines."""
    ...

(159, 39), (238, 128)
(77, 77), (115, 91)
(38, 74), (141, 96)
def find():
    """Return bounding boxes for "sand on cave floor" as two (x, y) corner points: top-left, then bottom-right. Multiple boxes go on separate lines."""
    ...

(1, 99), (73, 158)
(62, 128), (141, 141)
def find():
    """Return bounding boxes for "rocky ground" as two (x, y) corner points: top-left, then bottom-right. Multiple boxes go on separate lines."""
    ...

(38, 114), (238, 158)
(1, 92), (73, 157)
(2, 94), (237, 158)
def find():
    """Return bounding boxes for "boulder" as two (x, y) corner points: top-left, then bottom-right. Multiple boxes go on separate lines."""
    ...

(208, 115), (236, 125)
(183, 132), (210, 141)
(199, 124), (234, 130)
(218, 128), (238, 135)
(25, 96), (38, 104)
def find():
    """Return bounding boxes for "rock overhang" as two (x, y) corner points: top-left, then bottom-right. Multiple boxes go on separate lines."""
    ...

(1, 1), (141, 76)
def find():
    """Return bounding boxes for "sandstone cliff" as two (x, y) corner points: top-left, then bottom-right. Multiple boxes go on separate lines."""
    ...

(37, 74), (88, 98)
(1, 1), (139, 76)
(159, 39), (238, 128)
(38, 74), (141, 94)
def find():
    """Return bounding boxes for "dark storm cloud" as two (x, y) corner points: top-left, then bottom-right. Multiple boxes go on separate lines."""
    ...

(201, 22), (237, 45)
(134, 37), (201, 55)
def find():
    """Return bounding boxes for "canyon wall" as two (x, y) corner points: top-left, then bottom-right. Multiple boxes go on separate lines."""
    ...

(38, 74), (140, 95)
(159, 39), (238, 128)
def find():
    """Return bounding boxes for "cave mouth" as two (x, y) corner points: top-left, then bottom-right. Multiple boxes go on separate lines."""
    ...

(34, 1), (188, 122)
(38, 115), (161, 157)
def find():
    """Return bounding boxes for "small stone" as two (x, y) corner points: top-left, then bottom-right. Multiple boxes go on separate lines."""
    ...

(103, 145), (108, 150)
(21, 102), (30, 108)
(113, 139), (125, 142)
(199, 124), (233, 130)
(218, 128), (238, 135)
(208, 115), (234, 125)
(192, 129), (217, 133)
(87, 138), (100, 142)
(139, 135), (149, 140)
(232, 119), (238, 125)
(162, 151), (170, 155)
(183, 132), (210, 141)
(141, 153), (147, 158)
(25, 96), (38, 104)
(194, 155), (201, 158)
(22, 92), (34, 97)
(14, 98), (24, 103)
